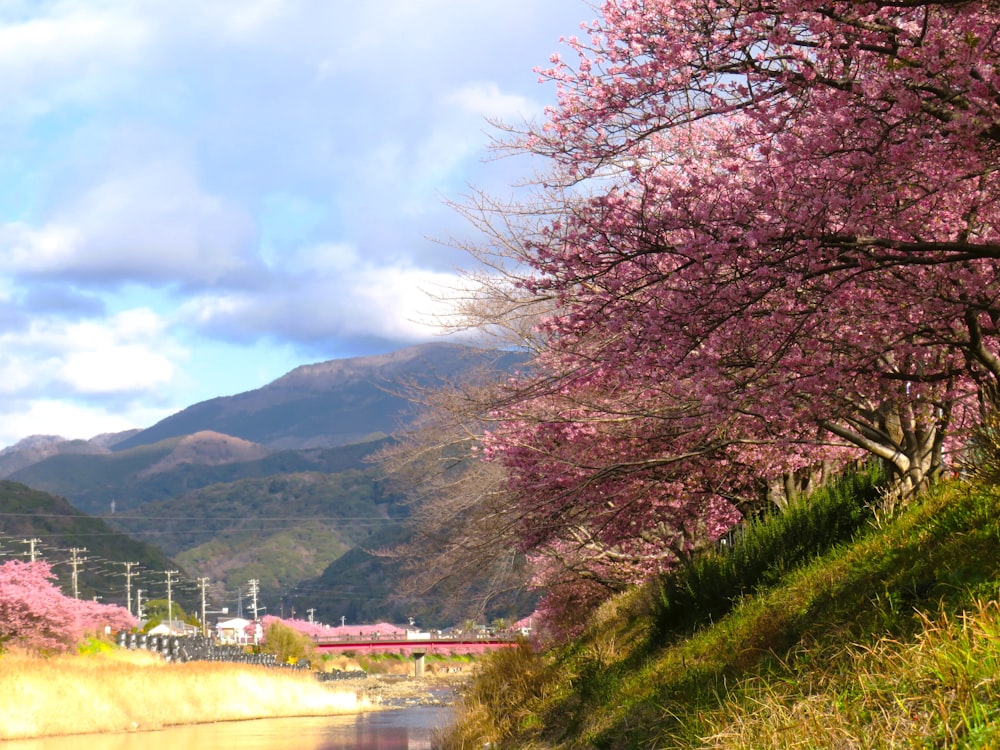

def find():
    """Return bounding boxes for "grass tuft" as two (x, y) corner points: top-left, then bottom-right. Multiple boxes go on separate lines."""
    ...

(655, 463), (883, 641)
(440, 641), (554, 750)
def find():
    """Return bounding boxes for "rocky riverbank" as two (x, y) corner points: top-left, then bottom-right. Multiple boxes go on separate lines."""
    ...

(362, 671), (471, 709)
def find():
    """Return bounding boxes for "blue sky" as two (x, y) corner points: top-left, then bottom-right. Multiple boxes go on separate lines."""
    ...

(0, 0), (588, 447)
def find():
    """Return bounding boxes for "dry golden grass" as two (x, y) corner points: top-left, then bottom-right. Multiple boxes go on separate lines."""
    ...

(698, 601), (1000, 749)
(0, 649), (369, 740)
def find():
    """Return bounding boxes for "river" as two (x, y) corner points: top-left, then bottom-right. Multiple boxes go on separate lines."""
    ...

(0, 706), (453, 750)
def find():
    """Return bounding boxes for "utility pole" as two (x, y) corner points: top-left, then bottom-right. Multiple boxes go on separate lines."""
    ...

(22, 538), (41, 562)
(198, 577), (210, 637)
(247, 579), (261, 646)
(122, 562), (139, 616)
(165, 570), (179, 632)
(307, 608), (315, 624)
(69, 547), (87, 599)
(137, 588), (145, 620)
(247, 579), (260, 621)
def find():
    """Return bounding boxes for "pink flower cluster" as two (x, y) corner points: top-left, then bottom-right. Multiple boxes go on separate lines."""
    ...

(260, 615), (407, 641)
(0, 560), (135, 653)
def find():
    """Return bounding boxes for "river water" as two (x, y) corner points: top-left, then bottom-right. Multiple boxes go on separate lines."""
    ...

(0, 707), (453, 750)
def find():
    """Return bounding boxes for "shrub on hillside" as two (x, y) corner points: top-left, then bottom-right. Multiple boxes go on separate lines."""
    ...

(958, 395), (1000, 486)
(442, 641), (551, 750)
(261, 618), (316, 664)
(654, 464), (884, 640)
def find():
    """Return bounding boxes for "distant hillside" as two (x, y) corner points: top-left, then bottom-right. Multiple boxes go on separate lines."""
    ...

(0, 431), (141, 479)
(9, 435), (388, 516)
(8, 441), (178, 512)
(289, 522), (537, 630)
(108, 461), (404, 603)
(113, 342), (522, 451)
(138, 431), (272, 476)
(0, 342), (528, 623)
(0, 436), (109, 478)
(287, 523), (415, 626)
(0, 481), (178, 607)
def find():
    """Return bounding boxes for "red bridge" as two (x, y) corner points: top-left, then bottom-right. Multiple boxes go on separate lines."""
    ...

(314, 632), (520, 656)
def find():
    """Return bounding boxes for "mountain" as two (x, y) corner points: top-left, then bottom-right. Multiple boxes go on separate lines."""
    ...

(137, 431), (272, 476)
(0, 342), (528, 623)
(0, 430), (142, 479)
(0, 435), (109, 478)
(106, 445), (402, 604)
(8, 433), (390, 516)
(113, 342), (519, 451)
(4, 434), (401, 610)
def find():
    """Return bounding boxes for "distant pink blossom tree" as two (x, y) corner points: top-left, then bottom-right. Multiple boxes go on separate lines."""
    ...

(261, 615), (334, 640)
(0, 560), (135, 653)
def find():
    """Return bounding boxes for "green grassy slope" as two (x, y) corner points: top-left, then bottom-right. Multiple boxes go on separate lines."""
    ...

(449, 479), (1000, 749)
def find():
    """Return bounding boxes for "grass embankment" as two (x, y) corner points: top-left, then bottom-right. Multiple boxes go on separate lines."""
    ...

(447, 475), (1000, 749)
(0, 649), (366, 740)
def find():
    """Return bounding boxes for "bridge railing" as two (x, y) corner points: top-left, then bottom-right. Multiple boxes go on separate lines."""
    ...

(312, 631), (525, 645)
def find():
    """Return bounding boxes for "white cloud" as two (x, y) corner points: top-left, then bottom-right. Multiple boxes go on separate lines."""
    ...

(0, 0), (588, 446)
(0, 353), (55, 395)
(0, 398), (170, 447)
(0, 223), (80, 272)
(0, 308), (186, 397)
(0, 304), (189, 444)
(58, 346), (175, 394)
(285, 242), (360, 276)
(350, 264), (464, 338)
(0, 158), (258, 285)
(181, 248), (462, 344)
(446, 82), (539, 123)
(0, 5), (150, 117)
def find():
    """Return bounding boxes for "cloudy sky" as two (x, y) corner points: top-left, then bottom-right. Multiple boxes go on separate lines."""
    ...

(0, 0), (589, 447)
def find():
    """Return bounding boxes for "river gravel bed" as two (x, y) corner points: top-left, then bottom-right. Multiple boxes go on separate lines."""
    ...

(360, 672), (470, 708)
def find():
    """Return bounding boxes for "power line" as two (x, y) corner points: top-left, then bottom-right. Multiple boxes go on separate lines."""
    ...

(0, 511), (401, 522)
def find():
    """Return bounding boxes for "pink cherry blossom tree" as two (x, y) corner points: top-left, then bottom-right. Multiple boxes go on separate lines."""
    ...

(380, 1), (1000, 634)
(438, 0), (1000, 627)
(0, 560), (135, 653)
(504, 0), (1000, 489)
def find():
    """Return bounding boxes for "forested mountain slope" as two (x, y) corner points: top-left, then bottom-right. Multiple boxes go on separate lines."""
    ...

(113, 342), (523, 451)
(0, 481), (177, 607)
(0, 343), (525, 623)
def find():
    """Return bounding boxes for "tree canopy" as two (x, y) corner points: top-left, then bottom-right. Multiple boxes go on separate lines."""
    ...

(395, 0), (1000, 632)
(0, 560), (135, 652)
